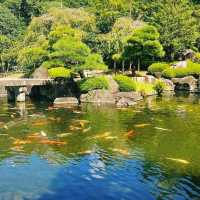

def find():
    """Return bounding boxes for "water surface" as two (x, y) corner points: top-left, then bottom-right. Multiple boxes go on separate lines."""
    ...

(0, 94), (200, 200)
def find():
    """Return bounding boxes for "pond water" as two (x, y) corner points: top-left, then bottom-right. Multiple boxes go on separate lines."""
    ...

(0, 94), (200, 200)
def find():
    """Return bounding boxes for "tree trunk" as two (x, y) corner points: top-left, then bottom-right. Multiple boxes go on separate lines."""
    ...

(122, 61), (125, 74)
(137, 58), (140, 72)
(129, 62), (132, 71)
(114, 62), (117, 74)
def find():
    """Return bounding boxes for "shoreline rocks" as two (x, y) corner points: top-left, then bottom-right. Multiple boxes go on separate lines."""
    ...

(172, 76), (197, 92)
(80, 90), (143, 107)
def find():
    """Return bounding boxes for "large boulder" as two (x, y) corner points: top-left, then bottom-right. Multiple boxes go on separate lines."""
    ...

(54, 97), (79, 105)
(115, 92), (143, 107)
(173, 61), (187, 69)
(172, 76), (197, 92)
(32, 66), (49, 79)
(80, 90), (115, 104)
(161, 78), (175, 91)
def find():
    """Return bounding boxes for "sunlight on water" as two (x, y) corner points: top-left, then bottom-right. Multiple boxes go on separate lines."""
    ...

(0, 94), (200, 199)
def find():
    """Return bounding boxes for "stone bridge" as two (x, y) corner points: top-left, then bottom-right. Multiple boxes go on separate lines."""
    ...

(0, 78), (53, 102)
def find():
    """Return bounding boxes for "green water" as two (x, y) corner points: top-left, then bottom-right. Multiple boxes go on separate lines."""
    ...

(0, 94), (200, 199)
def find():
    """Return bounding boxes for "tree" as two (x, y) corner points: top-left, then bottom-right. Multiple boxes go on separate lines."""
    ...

(20, 0), (31, 25)
(0, 4), (24, 38)
(79, 53), (108, 71)
(122, 25), (165, 72)
(50, 37), (91, 66)
(135, 0), (198, 60)
(17, 46), (48, 72)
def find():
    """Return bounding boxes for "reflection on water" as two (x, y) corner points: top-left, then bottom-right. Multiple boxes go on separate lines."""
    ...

(0, 94), (200, 199)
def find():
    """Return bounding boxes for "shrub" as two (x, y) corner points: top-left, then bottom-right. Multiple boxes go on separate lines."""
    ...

(148, 62), (170, 75)
(153, 80), (166, 95)
(135, 82), (155, 96)
(79, 76), (109, 92)
(187, 60), (200, 76)
(79, 53), (108, 71)
(162, 68), (176, 79)
(194, 52), (200, 63)
(173, 67), (190, 78)
(48, 67), (71, 78)
(42, 60), (65, 69)
(114, 75), (136, 92)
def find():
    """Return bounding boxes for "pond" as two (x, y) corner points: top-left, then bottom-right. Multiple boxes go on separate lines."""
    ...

(0, 94), (200, 200)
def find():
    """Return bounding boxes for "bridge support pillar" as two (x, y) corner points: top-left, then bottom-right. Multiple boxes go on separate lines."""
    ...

(7, 86), (27, 102)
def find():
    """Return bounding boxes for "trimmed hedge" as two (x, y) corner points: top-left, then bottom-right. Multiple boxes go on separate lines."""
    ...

(162, 68), (176, 79)
(79, 76), (109, 92)
(114, 75), (136, 92)
(162, 60), (200, 79)
(148, 62), (170, 75)
(48, 67), (71, 78)
(136, 82), (155, 95)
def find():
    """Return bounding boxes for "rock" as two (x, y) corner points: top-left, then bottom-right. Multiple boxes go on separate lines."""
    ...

(107, 75), (119, 93)
(54, 97), (79, 105)
(173, 61), (187, 69)
(144, 75), (157, 84)
(32, 66), (49, 79)
(80, 90), (115, 104)
(115, 92), (143, 107)
(161, 78), (175, 91)
(172, 76), (197, 92)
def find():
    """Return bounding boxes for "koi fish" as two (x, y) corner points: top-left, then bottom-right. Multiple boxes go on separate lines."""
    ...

(82, 127), (91, 133)
(57, 133), (72, 138)
(134, 124), (150, 128)
(124, 130), (136, 138)
(155, 127), (171, 131)
(78, 150), (93, 155)
(40, 131), (47, 137)
(13, 139), (32, 145)
(73, 111), (83, 114)
(165, 157), (190, 165)
(91, 132), (111, 139)
(104, 136), (118, 140)
(27, 133), (42, 139)
(69, 125), (82, 131)
(112, 148), (130, 156)
(39, 140), (66, 146)
(3, 125), (8, 130)
(33, 120), (48, 126)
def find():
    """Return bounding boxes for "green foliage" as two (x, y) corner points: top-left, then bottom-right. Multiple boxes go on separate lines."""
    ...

(194, 52), (200, 63)
(153, 80), (166, 95)
(79, 53), (108, 71)
(0, 35), (12, 53)
(79, 76), (109, 92)
(135, 81), (155, 95)
(18, 47), (48, 71)
(173, 68), (190, 78)
(0, 4), (24, 38)
(162, 61), (200, 78)
(142, 0), (198, 60)
(48, 25), (84, 46)
(123, 25), (165, 69)
(41, 59), (65, 69)
(114, 75), (136, 92)
(51, 37), (91, 65)
(48, 67), (71, 78)
(148, 62), (170, 75)
(162, 68), (176, 79)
